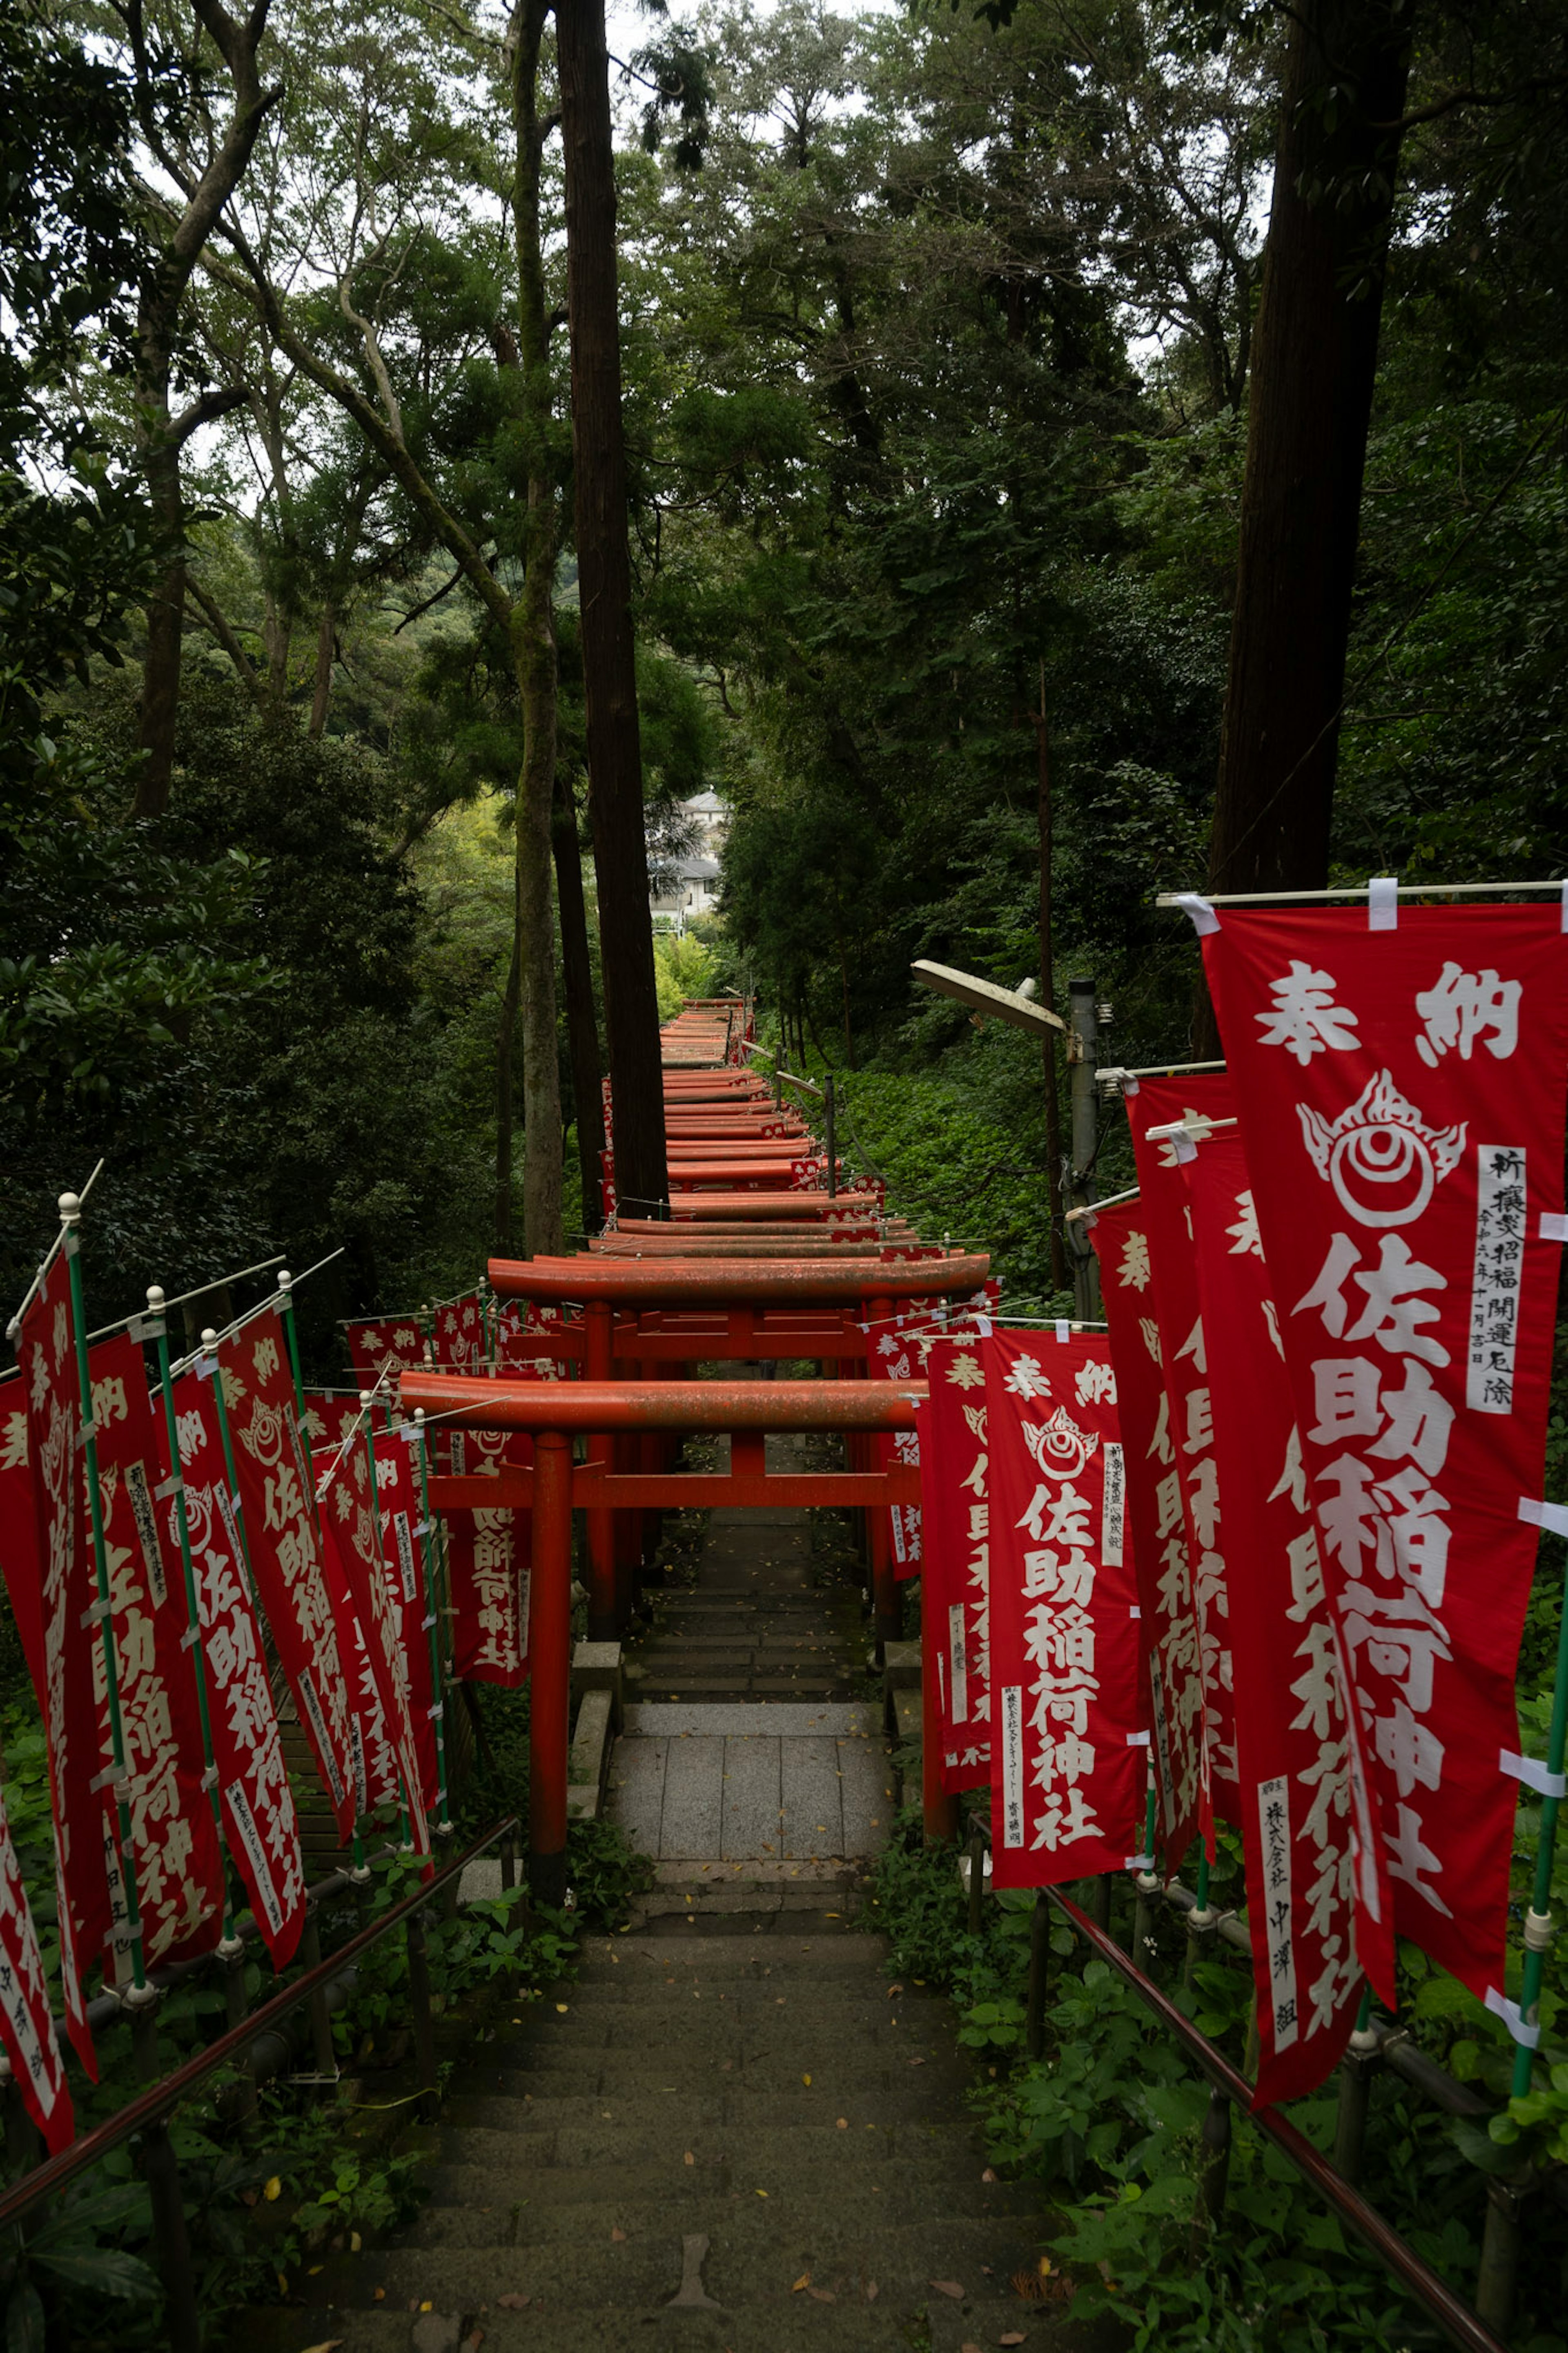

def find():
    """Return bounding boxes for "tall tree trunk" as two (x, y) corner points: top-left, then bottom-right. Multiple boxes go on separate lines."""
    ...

(1197, 0), (1413, 1043)
(494, 916), (524, 1250)
(132, 0), (279, 817)
(309, 604), (335, 737)
(1033, 669), (1067, 1292)
(557, 0), (668, 1216)
(553, 776), (607, 1233)
(506, 0), (566, 1260)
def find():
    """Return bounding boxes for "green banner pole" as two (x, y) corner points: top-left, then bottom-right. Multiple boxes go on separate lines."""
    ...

(410, 1409), (451, 1830)
(146, 1286), (238, 1945)
(1511, 1541), (1568, 2098)
(59, 1192), (147, 1995)
(359, 1397), (414, 1852)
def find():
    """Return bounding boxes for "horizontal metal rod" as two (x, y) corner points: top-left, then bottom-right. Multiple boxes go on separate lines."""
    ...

(1098, 1060), (1227, 1084)
(1144, 1116), (1239, 1141)
(1156, 880), (1564, 907)
(0, 1816), (517, 2232)
(87, 1253), (287, 1342)
(1051, 1890), (1509, 2353)
(402, 1372), (925, 1432)
(1065, 1185), (1139, 1222)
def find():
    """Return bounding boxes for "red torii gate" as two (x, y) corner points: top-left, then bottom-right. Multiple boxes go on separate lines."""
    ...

(404, 1371), (929, 1901)
(483, 1251), (989, 1642)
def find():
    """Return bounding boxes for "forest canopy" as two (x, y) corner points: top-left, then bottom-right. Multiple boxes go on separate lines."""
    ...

(2, 0), (1564, 1337)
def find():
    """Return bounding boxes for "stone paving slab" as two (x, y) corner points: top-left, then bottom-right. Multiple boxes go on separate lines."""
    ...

(625, 1702), (878, 1737)
(610, 1730), (894, 1860)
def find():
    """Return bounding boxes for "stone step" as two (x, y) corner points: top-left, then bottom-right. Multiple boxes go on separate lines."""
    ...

(577, 1932), (892, 1970)
(324, 2205), (1048, 2297)
(441, 2084), (964, 2133)
(236, 2294), (1069, 2353)
(441, 2103), (991, 2170)
(418, 2154), (1034, 2222)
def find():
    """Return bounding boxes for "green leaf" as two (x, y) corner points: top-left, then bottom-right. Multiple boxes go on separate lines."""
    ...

(31, 2247), (158, 2302)
(6, 2281), (45, 2353)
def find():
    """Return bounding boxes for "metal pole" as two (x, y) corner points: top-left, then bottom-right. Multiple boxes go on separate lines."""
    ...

(405, 1906), (439, 2122)
(410, 1412), (452, 1831)
(1333, 1990), (1380, 2186)
(359, 1398), (415, 1852)
(128, 1996), (200, 2353)
(1065, 981), (1101, 1318)
(528, 1433), (573, 1905)
(1508, 1546), (1568, 2096)
(919, 1618), (958, 1844)
(824, 1075), (836, 1199)
(59, 1194), (147, 1992)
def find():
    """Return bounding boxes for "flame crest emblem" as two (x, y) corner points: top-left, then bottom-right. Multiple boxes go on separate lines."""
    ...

(1298, 1068), (1465, 1229)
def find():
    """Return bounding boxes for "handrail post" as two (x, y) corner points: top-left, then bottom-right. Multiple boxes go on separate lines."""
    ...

(919, 1624), (958, 1842)
(127, 1989), (201, 2353)
(300, 1906), (337, 2089)
(1333, 1996), (1381, 2186)
(529, 1433), (573, 1905)
(965, 1826), (986, 1936)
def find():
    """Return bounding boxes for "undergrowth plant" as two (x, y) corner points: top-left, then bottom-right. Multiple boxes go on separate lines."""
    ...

(868, 1807), (1568, 2353)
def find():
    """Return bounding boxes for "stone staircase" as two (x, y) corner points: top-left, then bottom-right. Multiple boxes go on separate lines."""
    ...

(234, 1447), (1071, 2353)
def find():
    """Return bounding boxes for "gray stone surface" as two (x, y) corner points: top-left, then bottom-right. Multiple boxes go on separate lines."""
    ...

(625, 1702), (877, 1738)
(780, 1733), (846, 1860)
(657, 1732), (724, 1857)
(719, 1733), (782, 1860)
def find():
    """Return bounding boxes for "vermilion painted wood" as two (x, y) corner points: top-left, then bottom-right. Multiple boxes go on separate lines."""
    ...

(428, 1469), (922, 1510)
(400, 1373), (925, 1431)
(488, 1253), (989, 1302)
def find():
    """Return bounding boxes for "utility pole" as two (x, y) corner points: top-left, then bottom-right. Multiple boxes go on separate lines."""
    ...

(1065, 978), (1101, 1319)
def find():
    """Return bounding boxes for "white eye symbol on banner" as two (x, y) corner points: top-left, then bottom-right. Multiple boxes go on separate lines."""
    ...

(1021, 1409), (1100, 1481)
(1298, 1068), (1466, 1228)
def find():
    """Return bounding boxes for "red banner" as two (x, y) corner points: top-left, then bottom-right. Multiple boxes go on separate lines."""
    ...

(375, 1421), (440, 1821)
(14, 1265), (105, 2072)
(984, 1328), (1143, 1887)
(1124, 1076), (1241, 1828)
(866, 1319), (923, 1577)
(915, 1336), (992, 1794)
(496, 1302), (572, 1378)
(1093, 1200), (1206, 1879)
(88, 1335), (225, 1968)
(220, 1315), (359, 1844)
(312, 1396), (430, 1858)
(1181, 1127), (1377, 2097)
(0, 1784), (74, 2152)
(445, 1426), (532, 1687)
(164, 1369), (306, 1967)
(345, 1316), (426, 1387)
(432, 1296), (486, 1373)
(1202, 900), (1568, 2004)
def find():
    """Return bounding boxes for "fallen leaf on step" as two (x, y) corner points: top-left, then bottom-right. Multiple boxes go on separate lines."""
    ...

(807, 2287), (836, 2303)
(1000, 2335), (1027, 2346)
(865, 2282), (879, 2302)
(555, 2003), (569, 2014)
(792, 2274), (811, 2293)
(298, 2342), (343, 2353)
(756, 2188), (768, 2197)
(887, 1985), (903, 1998)
(835, 2117), (848, 2130)
(610, 2228), (627, 2243)
(350, 2231), (362, 2251)
(802, 2073), (811, 2086)
(962, 2343), (983, 2353)
(372, 2290), (385, 2303)
(496, 2293), (530, 2310)
(263, 2176), (281, 2202)
(419, 2303), (434, 2314)
(981, 2169), (997, 2183)
(684, 2151), (695, 2166)
(907, 2056), (924, 2066)
(930, 2279), (965, 2299)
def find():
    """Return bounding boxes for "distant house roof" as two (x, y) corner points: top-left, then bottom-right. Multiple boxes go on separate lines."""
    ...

(678, 855), (720, 881)
(682, 791), (728, 814)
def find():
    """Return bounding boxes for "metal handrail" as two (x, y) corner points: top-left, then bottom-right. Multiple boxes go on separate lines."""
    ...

(1050, 1888), (1509, 2353)
(0, 1814), (517, 2234)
